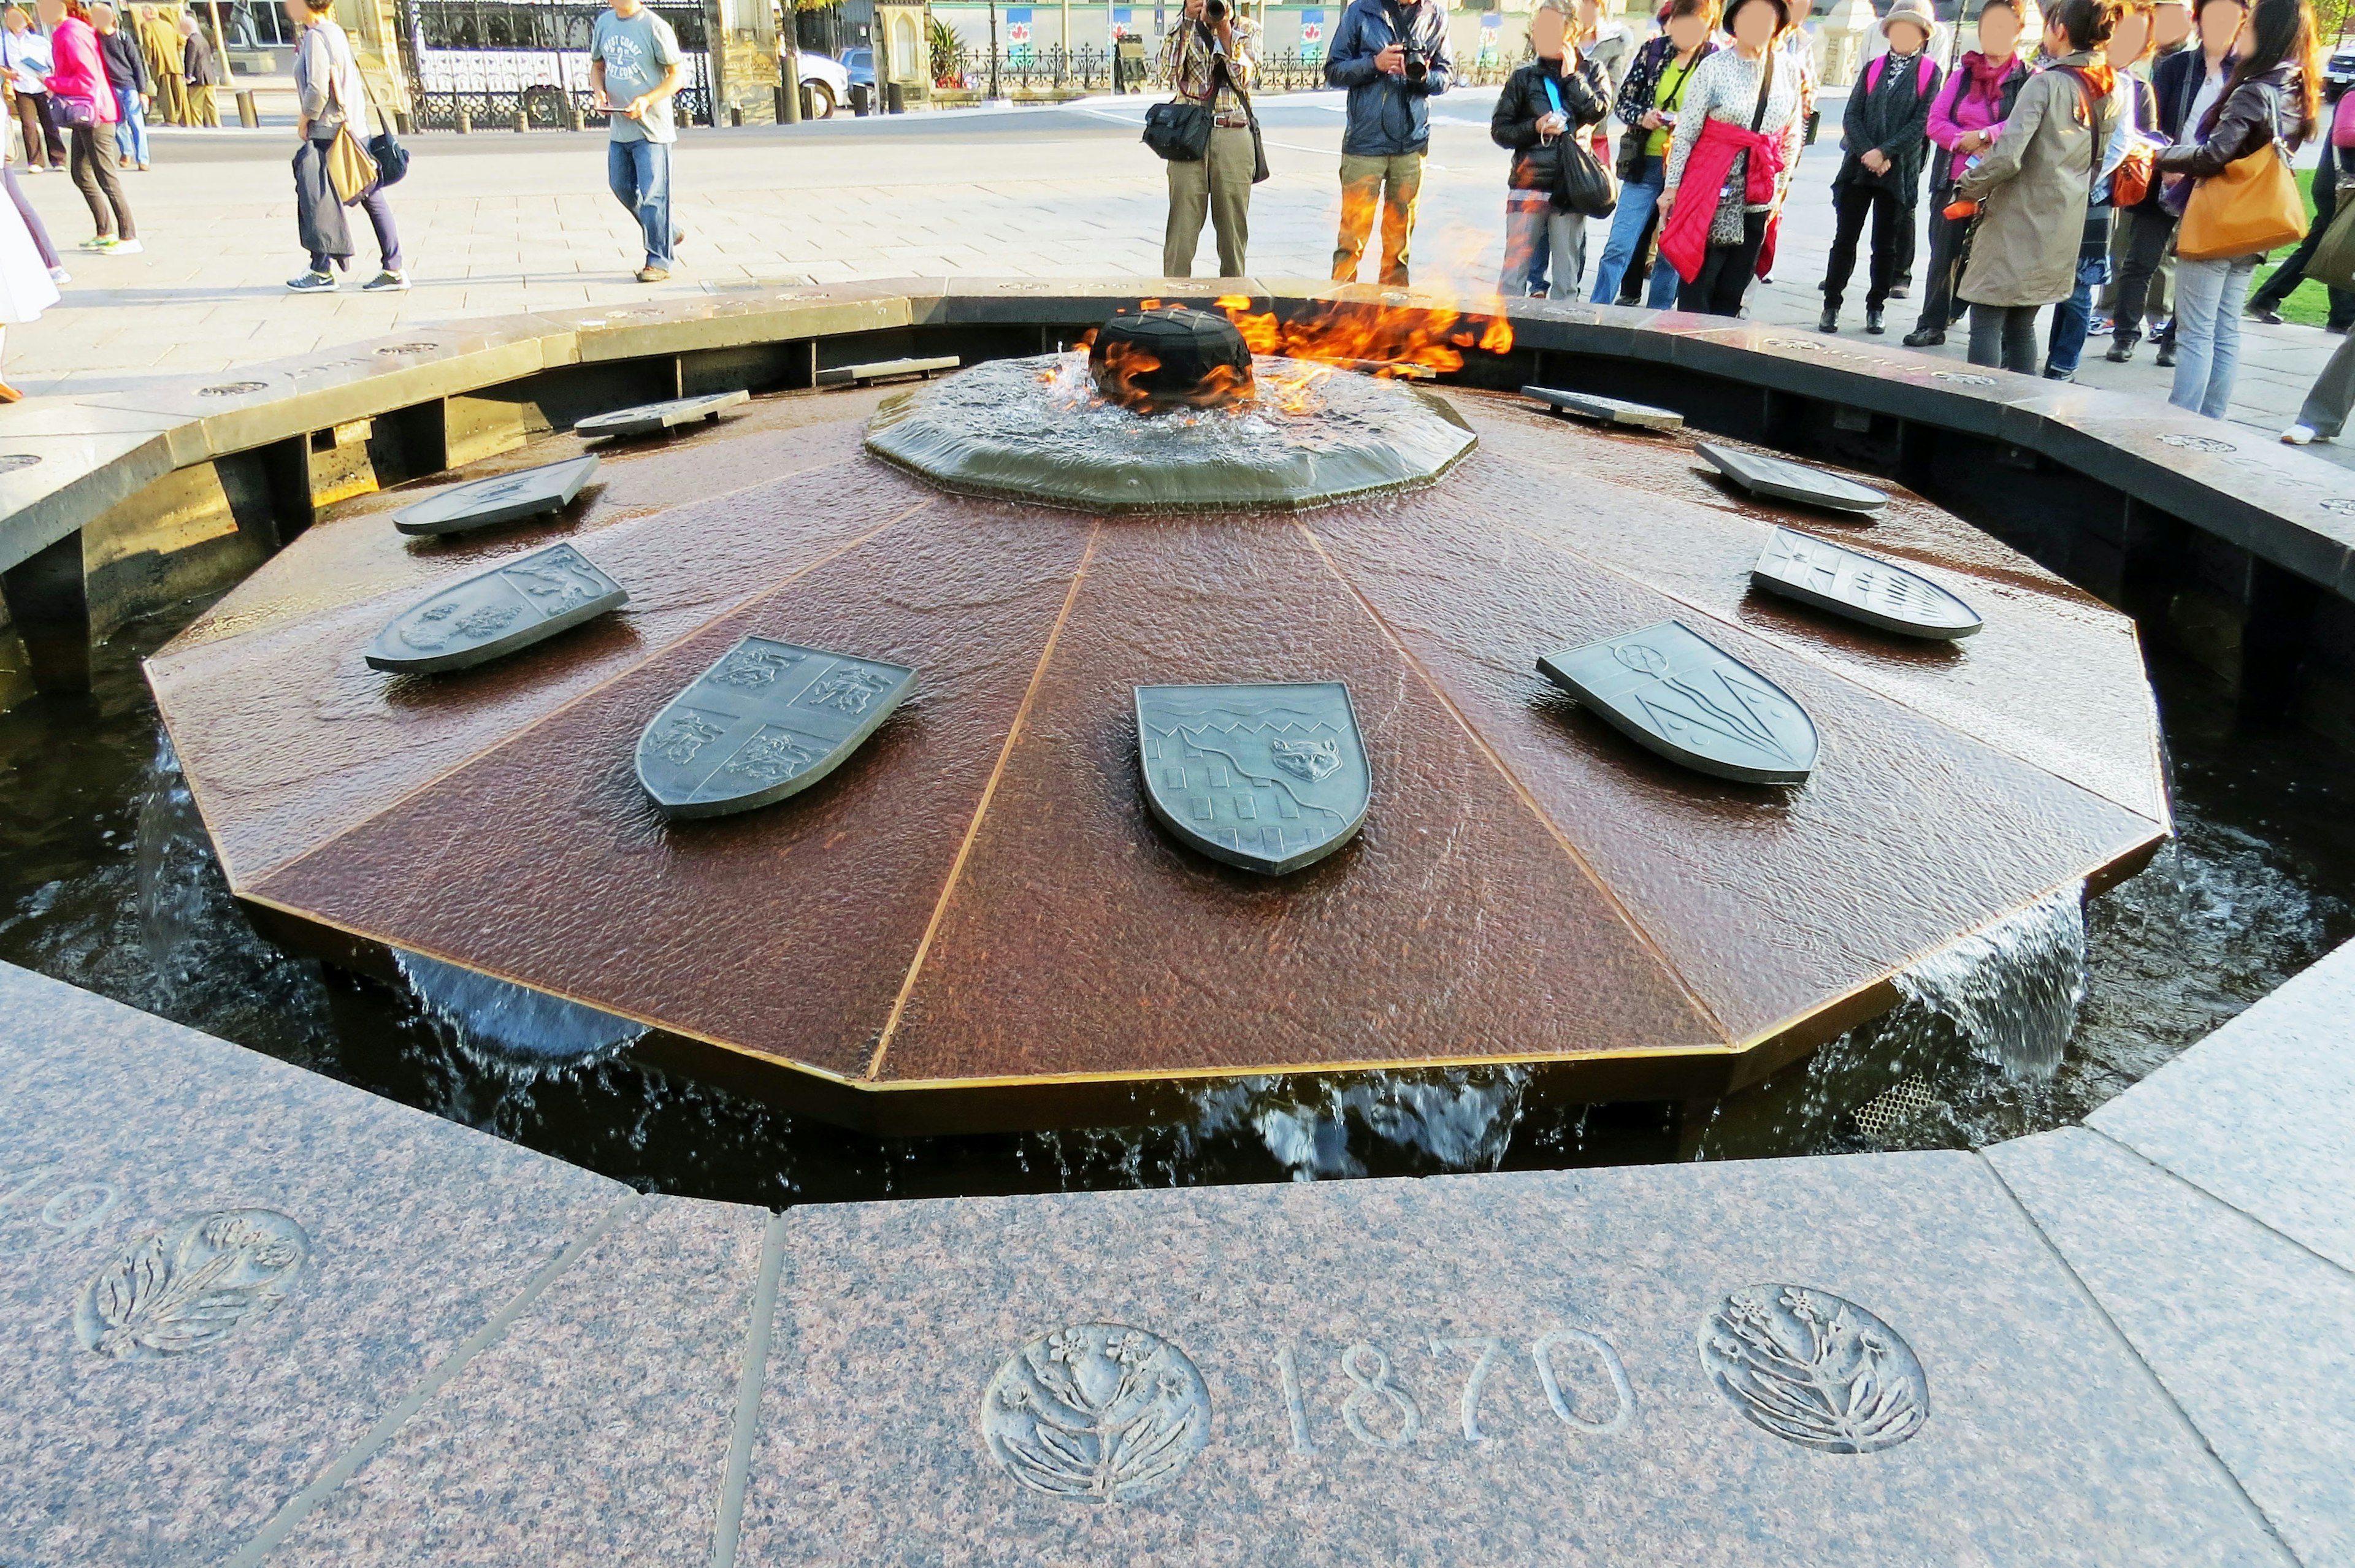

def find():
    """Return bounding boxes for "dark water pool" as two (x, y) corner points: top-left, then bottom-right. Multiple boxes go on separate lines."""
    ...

(2, 594), (2348, 1206)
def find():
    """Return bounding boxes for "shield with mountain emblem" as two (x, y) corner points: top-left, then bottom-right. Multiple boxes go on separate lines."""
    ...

(1135, 682), (1370, 875)
(636, 637), (916, 820)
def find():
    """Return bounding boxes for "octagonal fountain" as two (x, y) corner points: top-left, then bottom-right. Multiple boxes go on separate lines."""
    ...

(118, 299), (2185, 1142)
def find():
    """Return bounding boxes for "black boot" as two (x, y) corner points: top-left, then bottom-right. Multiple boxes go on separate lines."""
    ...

(1865, 306), (1885, 335)
(2105, 336), (2137, 363)
(2155, 339), (2177, 368)
(1903, 324), (1945, 346)
(1818, 305), (1839, 333)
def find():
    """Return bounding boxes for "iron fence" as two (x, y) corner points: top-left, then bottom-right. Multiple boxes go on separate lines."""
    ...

(408, 85), (715, 130)
(396, 0), (717, 128)
(930, 44), (1523, 93)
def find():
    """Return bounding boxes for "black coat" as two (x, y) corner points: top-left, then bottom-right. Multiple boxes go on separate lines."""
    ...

(1835, 49), (1940, 199)
(1492, 55), (1609, 191)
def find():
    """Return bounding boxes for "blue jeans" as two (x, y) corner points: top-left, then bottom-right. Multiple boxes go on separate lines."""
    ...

(112, 86), (146, 166)
(2169, 254), (2257, 419)
(1588, 155), (1682, 309)
(607, 137), (674, 268)
(2045, 252), (2110, 378)
(1500, 197), (1585, 299)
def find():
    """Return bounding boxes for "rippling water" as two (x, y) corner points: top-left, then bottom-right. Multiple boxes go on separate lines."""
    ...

(1, 601), (2347, 1205)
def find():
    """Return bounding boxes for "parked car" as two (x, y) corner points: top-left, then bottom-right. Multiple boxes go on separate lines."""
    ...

(2326, 40), (2355, 93)
(791, 49), (851, 117)
(842, 47), (875, 90)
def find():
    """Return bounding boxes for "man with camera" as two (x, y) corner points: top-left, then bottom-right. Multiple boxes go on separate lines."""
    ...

(1160, 0), (1257, 277)
(1325, 0), (1453, 284)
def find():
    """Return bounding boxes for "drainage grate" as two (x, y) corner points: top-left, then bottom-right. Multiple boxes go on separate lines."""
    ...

(1850, 1074), (1936, 1144)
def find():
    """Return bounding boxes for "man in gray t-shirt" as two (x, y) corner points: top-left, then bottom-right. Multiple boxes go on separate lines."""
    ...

(591, 0), (684, 280)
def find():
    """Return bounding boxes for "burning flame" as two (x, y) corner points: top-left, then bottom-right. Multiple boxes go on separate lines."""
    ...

(1211, 293), (1513, 378)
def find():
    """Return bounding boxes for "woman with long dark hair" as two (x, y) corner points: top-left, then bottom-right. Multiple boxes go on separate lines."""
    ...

(2156, 0), (2318, 418)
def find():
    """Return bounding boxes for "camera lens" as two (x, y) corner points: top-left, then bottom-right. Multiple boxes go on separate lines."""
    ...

(1204, 0), (1226, 17)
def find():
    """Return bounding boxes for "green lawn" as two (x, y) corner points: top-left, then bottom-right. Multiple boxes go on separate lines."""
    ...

(2251, 168), (2345, 328)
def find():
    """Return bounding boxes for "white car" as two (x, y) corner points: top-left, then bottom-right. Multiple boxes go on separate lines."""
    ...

(792, 50), (852, 118)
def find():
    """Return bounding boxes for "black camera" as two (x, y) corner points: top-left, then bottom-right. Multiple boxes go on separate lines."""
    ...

(1401, 45), (1427, 79)
(1203, 0), (1227, 20)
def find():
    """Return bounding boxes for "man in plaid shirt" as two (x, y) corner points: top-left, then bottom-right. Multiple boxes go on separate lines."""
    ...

(1160, 0), (1257, 277)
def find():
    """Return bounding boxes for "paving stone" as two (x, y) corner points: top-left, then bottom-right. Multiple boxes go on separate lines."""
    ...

(735, 1153), (2286, 1567)
(1989, 1129), (2355, 1568)
(0, 963), (630, 1568)
(2089, 938), (2355, 1271)
(258, 1196), (773, 1568)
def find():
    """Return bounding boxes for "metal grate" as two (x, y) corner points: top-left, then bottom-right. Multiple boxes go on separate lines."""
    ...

(1850, 1074), (1936, 1144)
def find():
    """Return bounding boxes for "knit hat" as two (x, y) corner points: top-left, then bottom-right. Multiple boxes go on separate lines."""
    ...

(1880, 0), (1935, 38)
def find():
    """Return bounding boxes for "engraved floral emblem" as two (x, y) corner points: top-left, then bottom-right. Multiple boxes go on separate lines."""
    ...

(2158, 434), (2235, 453)
(2321, 498), (2355, 516)
(1932, 372), (1997, 386)
(1268, 734), (1341, 783)
(650, 711), (727, 765)
(73, 1209), (310, 1360)
(981, 1323), (1212, 1502)
(0, 453), (42, 472)
(711, 646), (805, 689)
(199, 380), (270, 397)
(723, 730), (819, 785)
(1699, 1285), (1928, 1454)
(803, 666), (893, 715)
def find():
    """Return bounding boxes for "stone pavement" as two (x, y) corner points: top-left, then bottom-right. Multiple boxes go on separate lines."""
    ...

(7, 89), (2349, 471)
(2, 932), (2349, 1564)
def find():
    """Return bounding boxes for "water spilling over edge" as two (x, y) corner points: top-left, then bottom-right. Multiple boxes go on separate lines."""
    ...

(1891, 881), (2089, 1081)
(392, 950), (647, 1076)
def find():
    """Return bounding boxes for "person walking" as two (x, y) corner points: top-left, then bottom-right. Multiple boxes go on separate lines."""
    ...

(2044, 0), (2157, 377)
(1660, 0), (1806, 316)
(4, 141), (67, 280)
(1589, 0), (1717, 307)
(2246, 74), (2349, 324)
(1325, 0), (1451, 285)
(1818, 0), (1940, 334)
(1953, 0), (2121, 373)
(178, 11), (217, 124)
(2108, 0), (2243, 361)
(134, 4), (178, 121)
(285, 0), (402, 293)
(2157, 0), (2316, 417)
(1904, 0), (2030, 345)
(2282, 305), (2355, 441)
(1158, 0), (1257, 279)
(1494, 1), (1609, 297)
(38, 0), (137, 253)
(91, 3), (148, 170)
(590, 0), (683, 283)
(3, 6), (66, 169)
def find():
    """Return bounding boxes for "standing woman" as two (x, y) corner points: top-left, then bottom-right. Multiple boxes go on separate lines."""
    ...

(0, 154), (57, 400)
(1660, 0), (1806, 317)
(37, 0), (136, 253)
(1493, 1), (1609, 298)
(1588, 0), (1717, 307)
(1904, 0), (2032, 345)
(1817, 0), (1941, 334)
(2157, 0), (2316, 418)
(286, 0), (402, 291)
(1952, 0), (2120, 373)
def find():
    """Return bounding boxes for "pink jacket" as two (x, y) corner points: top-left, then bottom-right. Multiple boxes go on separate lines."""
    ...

(1926, 49), (2024, 150)
(44, 16), (118, 123)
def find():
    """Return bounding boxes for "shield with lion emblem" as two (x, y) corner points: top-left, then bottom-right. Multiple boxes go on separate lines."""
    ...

(1134, 682), (1369, 875)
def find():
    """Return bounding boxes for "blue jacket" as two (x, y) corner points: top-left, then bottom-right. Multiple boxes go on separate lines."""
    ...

(1324, 0), (1452, 157)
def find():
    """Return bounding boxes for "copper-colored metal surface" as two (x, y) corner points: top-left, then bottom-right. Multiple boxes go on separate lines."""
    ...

(148, 380), (2172, 1131)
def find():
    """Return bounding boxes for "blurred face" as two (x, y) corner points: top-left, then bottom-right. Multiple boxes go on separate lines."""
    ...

(2151, 1), (2189, 44)
(2, 7), (23, 28)
(2196, 0), (2245, 53)
(1533, 5), (1566, 55)
(1728, 0), (1779, 48)
(1666, 9), (1711, 48)
(1886, 17), (1927, 50)
(1978, 1), (2022, 53)
(33, 0), (63, 28)
(2107, 7), (2149, 61)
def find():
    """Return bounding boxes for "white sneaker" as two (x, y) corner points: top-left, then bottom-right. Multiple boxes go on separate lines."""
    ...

(99, 237), (141, 255)
(47, 266), (69, 283)
(2281, 424), (2316, 445)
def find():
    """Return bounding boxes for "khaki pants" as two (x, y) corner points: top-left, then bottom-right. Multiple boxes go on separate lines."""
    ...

(1333, 151), (1422, 286)
(188, 84), (219, 126)
(1163, 123), (1253, 278)
(150, 58), (187, 124)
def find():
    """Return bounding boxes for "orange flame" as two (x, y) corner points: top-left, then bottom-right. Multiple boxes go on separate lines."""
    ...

(1214, 296), (1514, 378)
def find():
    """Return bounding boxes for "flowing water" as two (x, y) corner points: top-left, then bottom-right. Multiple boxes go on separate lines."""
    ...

(2, 599), (2348, 1206)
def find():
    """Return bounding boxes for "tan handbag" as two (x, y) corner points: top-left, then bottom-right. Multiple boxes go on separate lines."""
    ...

(317, 33), (376, 205)
(2176, 139), (2307, 261)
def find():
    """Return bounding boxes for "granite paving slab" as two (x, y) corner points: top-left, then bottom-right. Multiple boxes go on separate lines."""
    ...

(2089, 938), (2355, 1272)
(1989, 1129), (2353, 1568)
(257, 1196), (774, 1568)
(734, 1154), (2287, 1567)
(0, 963), (630, 1568)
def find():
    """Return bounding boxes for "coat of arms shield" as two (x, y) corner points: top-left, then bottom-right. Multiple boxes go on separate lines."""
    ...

(364, 542), (626, 673)
(636, 637), (916, 820)
(1134, 682), (1370, 875)
(1538, 619), (1818, 785)
(1750, 527), (1983, 640)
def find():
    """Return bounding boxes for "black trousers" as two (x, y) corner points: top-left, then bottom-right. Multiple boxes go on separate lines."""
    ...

(1823, 182), (1905, 313)
(1912, 199), (1970, 333)
(67, 124), (134, 242)
(2250, 156), (2353, 326)
(1677, 210), (1771, 317)
(2110, 204), (2177, 348)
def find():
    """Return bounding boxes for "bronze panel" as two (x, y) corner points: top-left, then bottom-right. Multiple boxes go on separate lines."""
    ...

(152, 454), (938, 885)
(1300, 478), (2164, 1047)
(871, 517), (1725, 1087)
(248, 497), (1097, 1083)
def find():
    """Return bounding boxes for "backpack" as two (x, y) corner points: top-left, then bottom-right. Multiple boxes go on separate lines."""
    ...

(1863, 50), (1936, 98)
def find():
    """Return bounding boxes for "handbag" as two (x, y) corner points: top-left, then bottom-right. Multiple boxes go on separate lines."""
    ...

(1142, 21), (1216, 162)
(318, 30), (379, 205)
(2177, 138), (2307, 261)
(1545, 77), (1617, 216)
(2306, 191), (2355, 294)
(52, 94), (98, 129)
(357, 67), (408, 186)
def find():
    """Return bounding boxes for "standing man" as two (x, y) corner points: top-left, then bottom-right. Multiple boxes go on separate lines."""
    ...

(91, 4), (150, 170)
(590, 0), (683, 283)
(178, 10), (219, 124)
(136, 5), (181, 122)
(1160, 0), (1257, 278)
(1325, 0), (1450, 286)
(3, 7), (65, 170)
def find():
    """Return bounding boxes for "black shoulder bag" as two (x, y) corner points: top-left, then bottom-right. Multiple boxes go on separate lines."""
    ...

(1143, 25), (1216, 161)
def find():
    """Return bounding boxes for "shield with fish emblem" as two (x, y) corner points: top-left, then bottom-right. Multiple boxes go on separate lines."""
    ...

(636, 637), (916, 820)
(1538, 619), (1818, 785)
(1134, 682), (1370, 875)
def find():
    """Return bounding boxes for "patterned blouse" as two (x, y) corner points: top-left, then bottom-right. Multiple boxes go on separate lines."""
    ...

(1163, 15), (1258, 122)
(1664, 45), (1807, 245)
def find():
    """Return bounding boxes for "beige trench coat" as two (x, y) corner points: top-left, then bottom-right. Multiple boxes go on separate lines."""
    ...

(1956, 53), (2118, 308)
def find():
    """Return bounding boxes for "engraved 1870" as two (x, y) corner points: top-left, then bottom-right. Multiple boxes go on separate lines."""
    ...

(1271, 1326), (1634, 1456)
